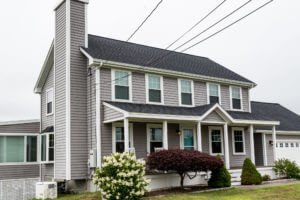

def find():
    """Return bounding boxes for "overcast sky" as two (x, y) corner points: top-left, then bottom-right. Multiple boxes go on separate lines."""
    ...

(0, 0), (299, 121)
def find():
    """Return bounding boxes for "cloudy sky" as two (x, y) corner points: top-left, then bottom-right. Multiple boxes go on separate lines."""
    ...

(0, 0), (299, 121)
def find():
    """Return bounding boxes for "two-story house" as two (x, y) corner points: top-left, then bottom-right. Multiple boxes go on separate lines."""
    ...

(33, 0), (300, 191)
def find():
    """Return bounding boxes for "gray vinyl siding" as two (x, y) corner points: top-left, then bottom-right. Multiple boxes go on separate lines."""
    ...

(203, 111), (225, 122)
(265, 134), (275, 165)
(242, 88), (250, 112)
(104, 106), (123, 122)
(54, 2), (67, 179)
(254, 133), (264, 166)
(132, 72), (146, 104)
(194, 81), (207, 106)
(70, 0), (88, 180)
(163, 77), (179, 106)
(0, 165), (40, 180)
(133, 123), (147, 159)
(221, 85), (230, 110)
(101, 123), (112, 157)
(41, 66), (54, 130)
(0, 123), (40, 133)
(168, 124), (180, 149)
(100, 68), (112, 102)
(41, 164), (54, 181)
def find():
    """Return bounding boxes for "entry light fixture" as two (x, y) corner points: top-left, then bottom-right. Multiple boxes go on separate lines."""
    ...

(176, 129), (182, 136)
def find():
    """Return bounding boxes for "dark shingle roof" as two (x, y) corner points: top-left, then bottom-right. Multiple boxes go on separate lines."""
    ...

(106, 101), (300, 131)
(83, 34), (254, 84)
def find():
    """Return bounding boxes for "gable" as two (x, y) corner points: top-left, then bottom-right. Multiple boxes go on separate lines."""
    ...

(203, 111), (226, 122)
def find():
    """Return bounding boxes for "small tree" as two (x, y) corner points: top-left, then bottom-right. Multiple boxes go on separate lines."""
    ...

(273, 159), (300, 179)
(93, 153), (149, 200)
(147, 149), (223, 188)
(208, 164), (231, 188)
(241, 158), (262, 185)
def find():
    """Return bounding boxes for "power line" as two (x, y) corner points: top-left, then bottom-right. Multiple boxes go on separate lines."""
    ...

(127, 0), (164, 42)
(165, 0), (228, 50)
(146, 0), (253, 67)
(181, 0), (274, 53)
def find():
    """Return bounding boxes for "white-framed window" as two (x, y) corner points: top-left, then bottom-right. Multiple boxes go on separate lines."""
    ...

(0, 134), (38, 164)
(41, 133), (54, 163)
(112, 123), (133, 153)
(209, 127), (223, 155)
(207, 83), (221, 104)
(179, 79), (194, 106)
(180, 127), (196, 150)
(230, 86), (243, 110)
(46, 88), (54, 115)
(232, 127), (245, 155)
(147, 124), (163, 154)
(146, 74), (164, 104)
(112, 69), (132, 102)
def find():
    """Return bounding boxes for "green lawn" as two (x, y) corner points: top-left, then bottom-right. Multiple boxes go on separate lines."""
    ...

(57, 183), (300, 200)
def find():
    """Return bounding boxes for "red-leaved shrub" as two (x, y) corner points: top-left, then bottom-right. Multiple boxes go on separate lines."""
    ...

(147, 149), (223, 187)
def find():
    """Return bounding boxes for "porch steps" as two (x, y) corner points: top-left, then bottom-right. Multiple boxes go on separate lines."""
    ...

(229, 170), (241, 186)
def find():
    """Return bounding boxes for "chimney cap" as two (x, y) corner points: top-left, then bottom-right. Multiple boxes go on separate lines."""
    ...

(54, 0), (89, 11)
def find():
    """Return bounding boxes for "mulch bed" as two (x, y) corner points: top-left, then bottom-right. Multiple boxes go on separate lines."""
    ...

(145, 185), (209, 197)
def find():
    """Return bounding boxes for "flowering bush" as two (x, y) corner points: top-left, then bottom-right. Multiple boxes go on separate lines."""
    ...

(93, 153), (149, 200)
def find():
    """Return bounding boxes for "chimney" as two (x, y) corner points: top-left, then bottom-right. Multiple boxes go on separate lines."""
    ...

(54, 0), (89, 181)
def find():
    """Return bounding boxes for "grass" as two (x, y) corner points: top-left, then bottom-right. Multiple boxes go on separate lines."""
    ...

(57, 183), (300, 200)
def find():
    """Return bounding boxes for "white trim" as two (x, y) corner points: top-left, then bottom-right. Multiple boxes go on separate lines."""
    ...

(256, 130), (300, 135)
(112, 122), (134, 153)
(248, 89), (252, 112)
(224, 123), (230, 169)
(197, 122), (202, 151)
(207, 83), (221, 105)
(0, 133), (39, 136)
(54, 0), (89, 11)
(249, 124), (255, 164)
(262, 133), (268, 166)
(231, 127), (246, 155)
(272, 126), (277, 161)
(178, 79), (194, 107)
(147, 124), (163, 154)
(83, 53), (256, 88)
(145, 74), (164, 105)
(65, 0), (71, 180)
(103, 117), (126, 124)
(180, 125), (196, 150)
(208, 126), (224, 156)
(0, 119), (40, 126)
(40, 132), (55, 164)
(95, 69), (101, 167)
(84, 3), (88, 48)
(111, 69), (132, 102)
(46, 88), (54, 116)
(229, 86), (243, 111)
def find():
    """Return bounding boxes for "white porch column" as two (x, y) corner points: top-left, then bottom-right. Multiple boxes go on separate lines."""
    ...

(124, 118), (129, 152)
(197, 121), (202, 152)
(223, 123), (230, 169)
(249, 124), (255, 164)
(262, 133), (268, 166)
(272, 126), (277, 162)
(163, 120), (168, 150)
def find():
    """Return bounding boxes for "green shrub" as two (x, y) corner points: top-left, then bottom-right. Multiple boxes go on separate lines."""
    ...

(208, 165), (231, 188)
(273, 159), (300, 179)
(241, 158), (262, 185)
(93, 153), (149, 200)
(262, 174), (271, 181)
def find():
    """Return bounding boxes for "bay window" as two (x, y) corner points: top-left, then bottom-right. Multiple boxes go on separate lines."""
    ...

(232, 128), (245, 155)
(147, 74), (163, 104)
(208, 83), (220, 104)
(113, 70), (131, 101)
(209, 127), (223, 155)
(179, 79), (193, 106)
(0, 135), (38, 164)
(41, 133), (54, 163)
(231, 86), (242, 110)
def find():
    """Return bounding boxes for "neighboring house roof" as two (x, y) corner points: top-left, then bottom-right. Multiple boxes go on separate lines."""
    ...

(0, 119), (40, 126)
(82, 34), (254, 85)
(105, 101), (300, 131)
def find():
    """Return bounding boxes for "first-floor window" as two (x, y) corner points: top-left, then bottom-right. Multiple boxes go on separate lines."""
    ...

(0, 135), (38, 163)
(41, 133), (54, 162)
(149, 126), (163, 153)
(183, 129), (194, 150)
(232, 128), (245, 154)
(210, 128), (223, 155)
(113, 123), (133, 153)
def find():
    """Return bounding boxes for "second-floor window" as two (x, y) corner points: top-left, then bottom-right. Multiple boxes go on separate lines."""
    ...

(46, 88), (53, 115)
(113, 70), (131, 101)
(147, 74), (163, 104)
(208, 83), (220, 104)
(179, 79), (193, 106)
(231, 86), (242, 110)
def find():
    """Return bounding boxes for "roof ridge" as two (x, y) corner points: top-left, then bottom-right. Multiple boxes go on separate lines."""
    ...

(251, 101), (280, 105)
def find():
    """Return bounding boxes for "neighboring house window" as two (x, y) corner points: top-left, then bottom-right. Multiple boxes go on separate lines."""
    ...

(112, 123), (133, 153)
(113, 70), (131, 101)
(179, 79), (193, 106)
(46, 88), (53, 115)
(0, 135), (38, 164)
(41, 133), (54, 163)
(147, 124), (163, 153)
(208, 83), (220, 104)
(231, 86), (242, 110)
(232, 128), (245, 155)
(209, 127), (223, 155)
(182, 128), (195, 150)
(146, 74), (163, 104)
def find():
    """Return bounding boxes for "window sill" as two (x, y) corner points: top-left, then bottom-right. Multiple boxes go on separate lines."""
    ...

(46, 113), (54, 117)
(146, 101), (164, 105)
(0, 162), (40, 166)
(230, 109), (243, 112)
(233, 153), (246, 156)
(41, 161), (55, 165)
(112, 99), (132, 103)
(210, 153), (224, 156)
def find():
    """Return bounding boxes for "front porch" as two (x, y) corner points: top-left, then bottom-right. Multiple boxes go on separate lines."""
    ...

(103, 102), (280, 169)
